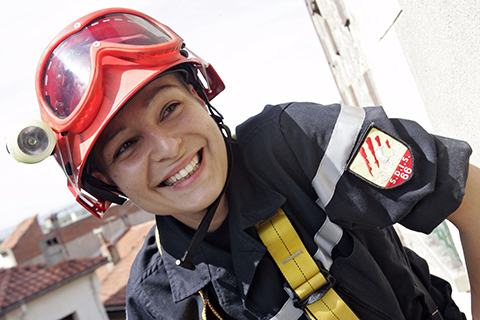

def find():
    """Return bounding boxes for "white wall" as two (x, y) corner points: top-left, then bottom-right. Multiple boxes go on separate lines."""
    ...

(0, 249), (17, 269)
(394, 1), (480, 166)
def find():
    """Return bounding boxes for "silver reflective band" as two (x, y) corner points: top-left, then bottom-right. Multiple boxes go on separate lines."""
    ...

(311, 105), (365, 269)
(313, 215), (343, 270)
(313, 104), (365, 209)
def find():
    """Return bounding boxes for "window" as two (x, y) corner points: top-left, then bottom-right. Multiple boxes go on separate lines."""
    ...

(46, 237), (59, 246)
(59, 313), (76, 320)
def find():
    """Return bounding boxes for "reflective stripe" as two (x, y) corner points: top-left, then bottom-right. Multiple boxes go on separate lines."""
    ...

(311, 105), (364, 271)
(270, 299), (303, 320)
(313, 104), (365, 209)
(313, 216), (343, 270)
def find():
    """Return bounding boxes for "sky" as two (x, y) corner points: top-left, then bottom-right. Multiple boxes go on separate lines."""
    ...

(0, 0), (340, 231)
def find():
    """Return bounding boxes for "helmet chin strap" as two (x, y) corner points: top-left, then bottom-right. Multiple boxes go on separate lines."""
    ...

(175, 101), (233, 270)
(175, 189), (223, 270)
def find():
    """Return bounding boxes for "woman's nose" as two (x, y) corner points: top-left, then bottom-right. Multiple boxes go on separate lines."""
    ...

(147, 126), (180, 162)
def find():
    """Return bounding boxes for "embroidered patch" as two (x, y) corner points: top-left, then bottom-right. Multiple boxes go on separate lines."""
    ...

(349, 127), (413, 188)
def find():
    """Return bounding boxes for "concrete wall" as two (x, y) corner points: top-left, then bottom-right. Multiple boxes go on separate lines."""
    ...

(394, 1), (480, 166)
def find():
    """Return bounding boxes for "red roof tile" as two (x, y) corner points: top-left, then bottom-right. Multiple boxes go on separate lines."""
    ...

(0, 257), (107, 314)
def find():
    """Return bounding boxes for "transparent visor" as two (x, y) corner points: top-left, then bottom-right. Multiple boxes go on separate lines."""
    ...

(41, 13), (173, 119)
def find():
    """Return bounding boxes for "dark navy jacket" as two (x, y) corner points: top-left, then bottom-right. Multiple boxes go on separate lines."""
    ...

(126, 103), (471, 319)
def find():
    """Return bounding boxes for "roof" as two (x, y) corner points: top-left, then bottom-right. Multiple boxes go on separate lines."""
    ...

(97, 220), (155, 309)
(0, 256), (107, 315)
(0, 215), (39, 251)
(0, 201), (143, 256)
(42, 201), (143, 245)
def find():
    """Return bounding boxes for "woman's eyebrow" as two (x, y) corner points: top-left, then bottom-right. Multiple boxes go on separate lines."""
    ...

(105, 126), (128, 146)
(102, 83), (180, 156)
(142, 83), (178, 109)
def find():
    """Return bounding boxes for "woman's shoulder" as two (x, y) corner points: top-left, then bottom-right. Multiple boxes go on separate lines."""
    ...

(236, 102), (342, 144)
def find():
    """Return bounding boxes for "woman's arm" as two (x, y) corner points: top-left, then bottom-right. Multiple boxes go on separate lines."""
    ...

(447, 163), (480, 319)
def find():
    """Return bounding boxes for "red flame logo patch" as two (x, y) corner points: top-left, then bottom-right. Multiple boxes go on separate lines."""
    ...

(349, 127), (413, 188)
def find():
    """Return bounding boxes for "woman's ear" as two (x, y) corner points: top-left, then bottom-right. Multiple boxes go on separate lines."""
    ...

(91, 170), (116, 187)
(188, 84), (208, 109)
(87, 171), (125, 207)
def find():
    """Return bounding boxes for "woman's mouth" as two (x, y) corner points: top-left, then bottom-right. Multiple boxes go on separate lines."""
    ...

(162, 152), (201, 187)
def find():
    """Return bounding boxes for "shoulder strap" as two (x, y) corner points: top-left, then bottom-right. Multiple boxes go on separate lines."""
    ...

(411, 272), (444, 320)
(256, 208), (359, 319)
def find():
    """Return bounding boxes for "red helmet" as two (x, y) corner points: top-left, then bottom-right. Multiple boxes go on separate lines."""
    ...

(32, 8), (224, 217)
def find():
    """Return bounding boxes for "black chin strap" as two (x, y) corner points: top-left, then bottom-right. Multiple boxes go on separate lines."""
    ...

(174, 96), (234, 269)
(175, 191), (222, 270)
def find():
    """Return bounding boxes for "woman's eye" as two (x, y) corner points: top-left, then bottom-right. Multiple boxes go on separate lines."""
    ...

(115, 140), (135, 159)
(163, 102), (179, 118)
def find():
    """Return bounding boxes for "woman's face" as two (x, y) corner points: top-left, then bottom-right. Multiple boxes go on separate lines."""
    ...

(92, 74), (229, 229)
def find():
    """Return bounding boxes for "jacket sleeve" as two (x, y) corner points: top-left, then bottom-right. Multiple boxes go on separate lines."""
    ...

(237, 102), (472, 233)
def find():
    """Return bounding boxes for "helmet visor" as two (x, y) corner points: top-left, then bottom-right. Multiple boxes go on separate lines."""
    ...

(41, 13), (173, 121)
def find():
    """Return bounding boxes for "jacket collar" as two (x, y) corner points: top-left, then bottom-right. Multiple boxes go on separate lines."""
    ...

(227, 173), (285, 301)
(155, 143), (286, 303)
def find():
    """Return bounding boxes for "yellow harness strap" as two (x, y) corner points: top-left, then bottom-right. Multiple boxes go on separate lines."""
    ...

(255, 208), (358, 320)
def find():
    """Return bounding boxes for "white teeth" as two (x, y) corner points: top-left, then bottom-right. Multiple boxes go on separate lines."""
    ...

(179, 169), (188, 177)
(163, 154), (200, 186)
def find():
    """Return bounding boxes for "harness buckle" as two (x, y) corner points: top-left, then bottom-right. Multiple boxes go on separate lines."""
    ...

(284, 273), (337, 310)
